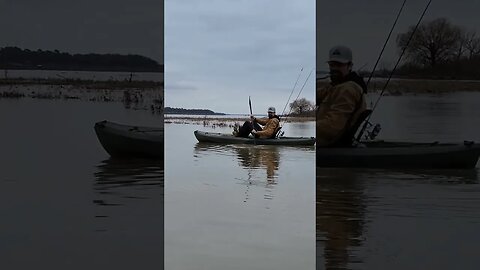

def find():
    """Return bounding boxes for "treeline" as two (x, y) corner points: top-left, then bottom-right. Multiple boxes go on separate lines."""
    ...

(394, 18), (480, 79)
(165, 107), (226, 115)
(395, 57), (480, 80)
(0, 47), (163, 72)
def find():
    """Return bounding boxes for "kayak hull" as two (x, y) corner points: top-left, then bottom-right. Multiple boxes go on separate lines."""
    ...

(94, 121), (163, 158)
(317, 141), (480, 169)
(194, 130), (316, 146)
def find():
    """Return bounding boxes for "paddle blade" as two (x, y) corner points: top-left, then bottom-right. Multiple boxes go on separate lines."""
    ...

(248, 96), (253, 115)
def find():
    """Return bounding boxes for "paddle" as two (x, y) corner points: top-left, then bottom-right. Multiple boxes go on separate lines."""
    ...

(249, 96), (253, 115)
(249, 96), (257, 144)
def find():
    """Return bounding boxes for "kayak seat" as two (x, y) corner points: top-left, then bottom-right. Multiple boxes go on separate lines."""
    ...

(334, 109), (372, 147)
(271, 126), (282, 139)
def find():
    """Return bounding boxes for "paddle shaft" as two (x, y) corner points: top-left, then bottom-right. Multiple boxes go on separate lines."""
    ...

(249, 96), (257, 143)
(249, 96), (253, 115)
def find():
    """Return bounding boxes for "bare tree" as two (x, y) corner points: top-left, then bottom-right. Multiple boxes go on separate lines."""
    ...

(289, 98), (314, 115)
(454, 28), (469, 61)
(396, 18), (462, 67)
(465, 31), (480, 59)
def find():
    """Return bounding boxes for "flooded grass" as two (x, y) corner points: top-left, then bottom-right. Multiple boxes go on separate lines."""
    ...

(0, 90), (24, 98)
(0, 78), (163, 114)
(164, 116), (315, 128)
(0, 77), (162, 89)
(317, 78), (480, 94)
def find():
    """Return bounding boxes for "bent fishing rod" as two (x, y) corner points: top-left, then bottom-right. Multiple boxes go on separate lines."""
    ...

(356, 0), (433, 142)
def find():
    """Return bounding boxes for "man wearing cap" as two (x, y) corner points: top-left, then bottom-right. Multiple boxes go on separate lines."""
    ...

(234, 106), (280, 138)
(317, 45), (367, 147)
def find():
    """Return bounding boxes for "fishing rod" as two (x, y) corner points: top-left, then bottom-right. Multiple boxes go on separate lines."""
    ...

(356, 0), (433, 142)
(280, 67), (304, 118)
(282, 67), (314, 125)
(366, 0), (407, 88)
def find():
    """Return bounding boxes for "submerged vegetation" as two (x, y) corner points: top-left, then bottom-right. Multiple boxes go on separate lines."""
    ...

(0, 77), (162, 89)
(0, 77), (163, 114)
(165, 115), (314, 129)
(316, 78), (480, 95)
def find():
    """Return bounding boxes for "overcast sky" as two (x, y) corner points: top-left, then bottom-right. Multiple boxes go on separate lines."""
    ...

(0, 0), (163, 62)
(165, 0), (315, 115)
(317, 0), (480, 74)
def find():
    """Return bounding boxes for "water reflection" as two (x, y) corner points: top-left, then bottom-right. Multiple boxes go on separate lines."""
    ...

(194, 143), (281, 182)
(316, 169), (367, 269)
(194, 143), (284, 204)
(233, 146), (280, 181)
(365, 168), (479, 184)
(93, 158), (163, 208)
(317, 168), (479, 269)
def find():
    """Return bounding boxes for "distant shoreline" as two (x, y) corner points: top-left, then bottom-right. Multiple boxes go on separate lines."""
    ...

(0, 47), (163, 73)
(165, 107), (225, 115)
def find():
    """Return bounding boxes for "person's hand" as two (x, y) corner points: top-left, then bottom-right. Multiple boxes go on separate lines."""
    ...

(251, 129), (257, 134)
(250, 115), (255, 121)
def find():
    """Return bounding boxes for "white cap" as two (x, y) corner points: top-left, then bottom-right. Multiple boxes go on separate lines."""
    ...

(267, 107), (276, 113)
(328, 45), (353, 64)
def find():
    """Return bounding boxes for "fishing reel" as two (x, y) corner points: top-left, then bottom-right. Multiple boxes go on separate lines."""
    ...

(364, 122), (381, 140)
(365, 123), (382, 140)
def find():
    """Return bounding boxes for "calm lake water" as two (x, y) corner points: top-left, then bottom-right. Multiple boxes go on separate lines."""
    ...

(317, 92), (480, 270)
(3, 90), (480, 269)
(165, 120), (316, 270)
(0, 98), (163, 270)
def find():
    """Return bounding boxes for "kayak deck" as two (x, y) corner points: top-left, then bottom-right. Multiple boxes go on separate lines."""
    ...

(194, 130), (316, 146)
(317, 140), (480, 169)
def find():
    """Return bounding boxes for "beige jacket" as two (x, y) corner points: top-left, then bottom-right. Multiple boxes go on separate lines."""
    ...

(255, 117), (280, 139)
(316, 80), (366, 146)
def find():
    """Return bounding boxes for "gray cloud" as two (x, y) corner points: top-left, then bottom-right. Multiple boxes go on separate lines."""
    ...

(165, 0), (315, 114)
(317, 0), (480, 72)
(0, 0), (163, 62)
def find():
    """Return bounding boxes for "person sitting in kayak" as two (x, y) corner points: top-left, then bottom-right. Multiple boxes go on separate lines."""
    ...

(317, 45), (368, 147)
(234, 107), (280, 138)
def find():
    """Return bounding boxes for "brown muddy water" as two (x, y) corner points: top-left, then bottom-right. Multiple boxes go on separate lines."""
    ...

(317, 92), (480, 270)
